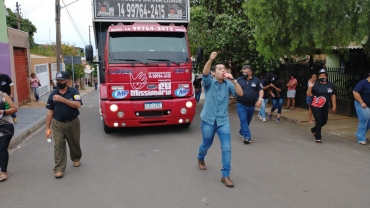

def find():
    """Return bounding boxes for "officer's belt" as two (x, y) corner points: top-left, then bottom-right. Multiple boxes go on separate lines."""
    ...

(55, 117), (76, 123)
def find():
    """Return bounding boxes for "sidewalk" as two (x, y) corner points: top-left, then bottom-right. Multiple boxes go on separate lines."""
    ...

(9, 87), (96, 149)
(199, 92), (367, 141)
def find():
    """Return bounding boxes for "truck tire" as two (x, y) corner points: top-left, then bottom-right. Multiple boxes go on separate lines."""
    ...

(103, 121), (114, 133)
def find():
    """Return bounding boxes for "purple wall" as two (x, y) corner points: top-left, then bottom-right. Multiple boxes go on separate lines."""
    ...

(0, 42), (11, 77)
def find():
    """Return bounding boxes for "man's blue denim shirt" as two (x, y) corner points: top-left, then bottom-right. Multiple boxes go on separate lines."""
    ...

(200, 73), (237, 126)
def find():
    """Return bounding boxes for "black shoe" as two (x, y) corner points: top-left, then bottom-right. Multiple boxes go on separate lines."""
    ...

(244, 139), (251, 144)
(311, 128), (316, 137)
(316, 139), (321, 143)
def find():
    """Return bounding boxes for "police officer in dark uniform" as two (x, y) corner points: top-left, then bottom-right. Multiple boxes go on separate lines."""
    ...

(236, 65), (264, 144)
(45, 71), (83, 178)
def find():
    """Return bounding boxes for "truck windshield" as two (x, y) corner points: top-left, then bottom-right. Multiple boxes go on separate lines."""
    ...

(109, 32), (189, 64)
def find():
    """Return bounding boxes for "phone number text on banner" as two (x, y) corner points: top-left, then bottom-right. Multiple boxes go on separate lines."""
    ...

(94, 0), (187, 20)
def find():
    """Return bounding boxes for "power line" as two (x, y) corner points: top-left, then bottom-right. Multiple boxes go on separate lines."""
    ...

(24, 0), (48, 17)
(61, 0), (87, 45)
(21, 0), (44, 11)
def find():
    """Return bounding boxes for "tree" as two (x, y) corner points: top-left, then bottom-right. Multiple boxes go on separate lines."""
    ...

(188, 0), (278, 76)
(244, 0), (370, 59)
(6, 8), (37, 48)
(65, 63), (84, 81)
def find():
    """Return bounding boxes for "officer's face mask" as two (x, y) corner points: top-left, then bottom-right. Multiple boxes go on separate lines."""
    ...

(57, 82), (67, 89)
(318, 78), (327, 83)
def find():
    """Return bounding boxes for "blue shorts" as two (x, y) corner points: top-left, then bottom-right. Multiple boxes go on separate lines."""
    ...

(306, 97), (312, 105)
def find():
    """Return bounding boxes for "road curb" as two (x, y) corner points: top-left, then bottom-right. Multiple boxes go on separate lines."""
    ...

(9, 118), (46, 149)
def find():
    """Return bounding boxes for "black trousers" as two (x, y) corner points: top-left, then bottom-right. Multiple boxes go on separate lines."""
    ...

(311, 106), (329, 140)
(0, 134), (13, 172)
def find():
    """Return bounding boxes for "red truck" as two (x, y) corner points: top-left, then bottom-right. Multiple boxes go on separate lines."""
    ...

(87, 0), (197, 133)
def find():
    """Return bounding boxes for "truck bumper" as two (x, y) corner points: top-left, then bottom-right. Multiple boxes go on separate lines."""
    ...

(101, 97), (196, 128)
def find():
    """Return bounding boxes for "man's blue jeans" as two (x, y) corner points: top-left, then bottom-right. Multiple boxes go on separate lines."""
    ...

(195, 88), (201, 103)
(258, 99), (268, 119)
(198, 120), (231, 177)
(236, 102), (255, 139)
(354, 101), (370, 143)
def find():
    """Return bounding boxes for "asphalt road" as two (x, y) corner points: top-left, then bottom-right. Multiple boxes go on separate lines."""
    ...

(0, 91), (369, 208)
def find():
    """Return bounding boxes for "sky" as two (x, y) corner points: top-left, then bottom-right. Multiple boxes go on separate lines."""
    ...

(5, 0), (95, 50)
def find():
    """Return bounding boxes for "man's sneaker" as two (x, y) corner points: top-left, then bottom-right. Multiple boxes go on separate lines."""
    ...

(276, 118), (281, 122)
(258, 115), (262, 120)
(244, 139), (251, 144)
(268, 113), (272, 120)
(262, 118), (266, 122)
(316, 139), (322, 143)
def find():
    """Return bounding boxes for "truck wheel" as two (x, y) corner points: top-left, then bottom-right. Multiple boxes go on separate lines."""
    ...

(103, 121), (114, 133)
(182, 123), (191, 128)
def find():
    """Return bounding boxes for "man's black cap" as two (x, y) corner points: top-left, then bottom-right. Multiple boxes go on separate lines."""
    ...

(318, 69), (328, 76)
(55, 71), (69, 80)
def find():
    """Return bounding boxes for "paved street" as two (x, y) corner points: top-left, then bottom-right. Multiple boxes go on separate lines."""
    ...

(0, 91), (369, 208)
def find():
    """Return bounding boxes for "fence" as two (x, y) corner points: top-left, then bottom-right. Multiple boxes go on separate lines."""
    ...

(278, 64), (368, 117)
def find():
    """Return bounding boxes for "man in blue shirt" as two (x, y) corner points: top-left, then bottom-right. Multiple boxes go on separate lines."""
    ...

(236, 65), (263, 144)
(197, 52), (243, 187)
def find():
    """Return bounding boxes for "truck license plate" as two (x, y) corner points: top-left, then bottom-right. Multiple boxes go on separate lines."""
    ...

(144, 102), (162, 109)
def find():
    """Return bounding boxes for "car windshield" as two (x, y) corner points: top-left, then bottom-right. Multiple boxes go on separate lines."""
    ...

(109, 32), (189, 64)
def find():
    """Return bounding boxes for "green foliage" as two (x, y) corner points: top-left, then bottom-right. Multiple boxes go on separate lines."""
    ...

(65, 64), (85, 80)
(244, 0), (370, 58)
(31, 43), (82, 57)
(188, 0), (278, 76)
(6, 8), (37, 48)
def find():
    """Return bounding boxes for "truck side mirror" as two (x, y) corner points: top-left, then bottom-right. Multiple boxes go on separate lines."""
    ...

(196, 47), (203, 64)
(85, 45), (94, 62)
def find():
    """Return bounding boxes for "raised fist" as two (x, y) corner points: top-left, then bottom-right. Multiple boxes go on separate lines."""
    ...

(210, 52), (217, 60)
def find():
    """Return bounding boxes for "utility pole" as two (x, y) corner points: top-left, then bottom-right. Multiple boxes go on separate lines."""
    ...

(55, 0), (61, 72)
(88, 25), (92, 45)
(16, 2), (20, 30)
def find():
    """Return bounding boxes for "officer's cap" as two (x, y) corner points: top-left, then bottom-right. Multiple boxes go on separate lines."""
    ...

(56, 71), (69, 80)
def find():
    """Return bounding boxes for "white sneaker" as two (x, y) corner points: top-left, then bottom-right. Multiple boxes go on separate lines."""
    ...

(258, 115), (262, 120)
(262, 118), (266, 122)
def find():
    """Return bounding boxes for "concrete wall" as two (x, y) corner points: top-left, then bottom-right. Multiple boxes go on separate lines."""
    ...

(326, 53), (340, 68)
(0, 1), (11, 77)
(8, 27), (30, 105)
(0, 0), (8, 43)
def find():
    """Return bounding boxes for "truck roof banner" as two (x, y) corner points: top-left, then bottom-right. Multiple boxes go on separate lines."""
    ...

(94, 0), (188, 21)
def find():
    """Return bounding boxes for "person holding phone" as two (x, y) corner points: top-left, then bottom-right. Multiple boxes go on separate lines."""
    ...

(30, 73), (40, 102)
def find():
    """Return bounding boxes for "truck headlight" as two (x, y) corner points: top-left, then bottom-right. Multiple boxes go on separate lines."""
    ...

(186, 101), (193, 108)
(110, 104), (118, 112)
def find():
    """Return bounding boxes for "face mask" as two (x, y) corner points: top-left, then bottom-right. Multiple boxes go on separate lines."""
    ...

(57, 82), (67, 89)
(319, 78), (327, 83)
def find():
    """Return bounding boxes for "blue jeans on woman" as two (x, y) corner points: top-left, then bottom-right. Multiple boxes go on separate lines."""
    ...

(258, 98), (268, 119)
(198, 120), (231, 177)
(31, 87), (39, 101)
(354, 101), (370, 144)
(271, 98), (283, 114)
(236, 102), (255, 139)
(194, 88), (202, 103)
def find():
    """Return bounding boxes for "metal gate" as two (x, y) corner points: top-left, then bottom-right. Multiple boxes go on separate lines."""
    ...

(34, 64), (50, 96)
